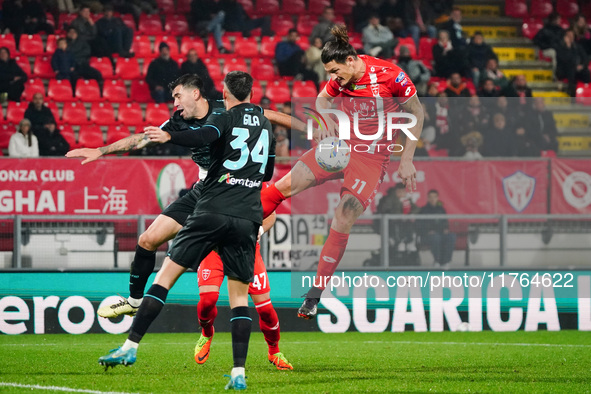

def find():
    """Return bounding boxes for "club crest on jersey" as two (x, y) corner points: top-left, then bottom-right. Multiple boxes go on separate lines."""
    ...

(395, 72), (406, 83)
(371, 84), (380, 96)
(202, 269), (211, 280)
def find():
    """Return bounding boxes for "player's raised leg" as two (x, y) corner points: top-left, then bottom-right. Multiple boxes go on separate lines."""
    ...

(97, 214), (182, 318)
(260, 161), (316, 217)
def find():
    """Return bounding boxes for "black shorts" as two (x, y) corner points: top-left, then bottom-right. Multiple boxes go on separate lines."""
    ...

(168, 212), (259, 283)
(161, 183), (203, 225)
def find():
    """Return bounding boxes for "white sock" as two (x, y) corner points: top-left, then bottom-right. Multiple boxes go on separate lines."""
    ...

(121, 339), (139, 351)
(127, 297), (143, 307)
(231, 367), (245, 378)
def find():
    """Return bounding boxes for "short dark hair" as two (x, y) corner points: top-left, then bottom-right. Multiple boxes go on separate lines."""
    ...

(321, 24), (357, 64)
(288, 28), (298, 35)
(224, 71), (253, 101)
(428, 189), (439, 195)
(168, 74), (204, 92)
(57, 37), (67, 44)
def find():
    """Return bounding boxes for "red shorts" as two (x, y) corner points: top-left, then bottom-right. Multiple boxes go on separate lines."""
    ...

(197, 243), (270, 295)
(299, 148), (389, 209)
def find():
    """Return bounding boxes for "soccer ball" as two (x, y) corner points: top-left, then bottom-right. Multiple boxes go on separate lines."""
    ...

(315, 137), (350, 173)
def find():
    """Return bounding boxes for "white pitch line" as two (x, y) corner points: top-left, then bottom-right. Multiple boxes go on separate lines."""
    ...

(0, 382), (140, 394)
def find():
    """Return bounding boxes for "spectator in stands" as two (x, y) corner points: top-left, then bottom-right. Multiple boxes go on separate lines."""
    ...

(309, 6), (337, 45)
(24, 92), (56, 133)
(502, 74), (532, 101)
(444, 73), (470, 98)
(533, 12), (564, 72)
(556, 29), (591, 97)
(480, 58), (508, 91)
(460, 131), (484, 159)
(513, 125), (541, 157)
(51, 37), (76, 80)
(478, 78), (499, 98)
(146, 42), (181, 103)
(376, 183), (419, 257)
(275, 29), (318, 85)
(35, 120), (70, 156)
(404, 0), (437, 49)
(397, 45), (430, 96)
(305, 37), (328, 82)
(96, 5), (134, 58)
(456, 94), (489, 137)
(23, 0), (54, 34)
(1, 0), (26, 40)
(9, 118), (38, 157)
(0, 47), (27, 102)
(191, 0), (231, 54)
(218, 0), (273, 37)
(572, 14), (591, 56)
(64, 30), (104, 88)
(362, 14), (398, 58)
(527, 97), (558, 152)
(482, 113), (514, 157)
(433, 30), (465, 78)
(180, 49), (222, 100)
(70, 6), (109, 57)
(419, 189), (456, 266)
(440, 7), (466, 48)
(493, 95), (516, 130)
(380, 0), (406, 27)
(467, 32), (497, 89)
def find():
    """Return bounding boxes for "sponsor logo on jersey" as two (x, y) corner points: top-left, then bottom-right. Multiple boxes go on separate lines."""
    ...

(350, 83), (367, 91)
(401, 78), (408, 87)
(395, 71), (406, 83)
(219, 173), (262, 188)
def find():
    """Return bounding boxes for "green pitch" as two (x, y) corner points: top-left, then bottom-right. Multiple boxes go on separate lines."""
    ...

(1, 331), (590, 393)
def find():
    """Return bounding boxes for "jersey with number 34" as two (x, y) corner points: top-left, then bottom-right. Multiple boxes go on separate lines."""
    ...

(325, 55), (417, 157)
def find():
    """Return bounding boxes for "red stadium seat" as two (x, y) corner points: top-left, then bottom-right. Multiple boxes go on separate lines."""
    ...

(106, 125), (131, 145)
(153, 35), (180, 58)
(164, 16), (189, 36)
(334, 0), (355, 15)
(0, 124), (16, 149)
(180, 36), (206, 56)
(296, 15), (317, 36)
(19, 34), (44, 56)
(206, 36), (232, 56)
(22, 78), (45, 101)
(62, 101), (89, 125)
(348, 33), (364, 51)
(265, 80), (291, 103)
(145, 103), (171, 125)
(271, 16), (295, 36)
(177, 0), (192, 13)
(115, 57), (141, 79)
(6, 102), (27, 124)
(121, 14), (136, 31)
(46, 101), (59, 121)
(223, 58), (249, 74)
(130, 80), (152, 103)
(234, 36), (259, 58)
(251, 80), (263, 103)
(256, 0), (280, 15)
(260, 36), (280, 57)
(14, 55), (31, 76)
(45, 34), (59, 54)
(292, 80), (317, 98)
(58, 124), (77, 148)
(394, 38), (417, 58)
(157, 0), (176, 14)
(576, 83), (591, 105)
(556, 0), (579, 18)
(281, 0), (306, 14)
(48, 79), (75, 102)
(296, 36), (310, 51)
(505, 1), (528, 18)
(90, 102), (116, 125)
(33, 56), (55, 78)
(78, 125), (104, 147)
(0, 34), (17, 54)
(103, 79), (129, 102)
(204, 58), (222, 81)
(418, 37), (436, 61)
(138, 15), (163, 35)
(130, 35), (153, 58)
(522, 18), (544, 40)
(118, 102), (144, 125)
(75, 79), (101, 102)
(238, 0), (254, 16)
(251, 58), (276, 80)
(90, 57), (114, 79)
(60, 13), (77, 30)
(530, 0), (553, 18)
(308, 0), (331, 14)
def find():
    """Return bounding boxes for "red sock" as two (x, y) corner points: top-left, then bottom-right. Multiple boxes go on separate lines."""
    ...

(261, 183), (287, 218)
(256, 300), (280, 355)
(315, 229), (350, 291)
(197, 291), (219, 337)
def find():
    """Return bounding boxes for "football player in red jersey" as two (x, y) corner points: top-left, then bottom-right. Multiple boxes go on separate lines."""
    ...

(261, 25), (424, 319)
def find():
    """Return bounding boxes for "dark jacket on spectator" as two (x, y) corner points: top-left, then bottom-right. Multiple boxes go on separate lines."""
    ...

(0, 56), (28, 87)
(24, 102), (56, 132)
(482, 127), (515, 157)
(527, 109), (558, 152)
(35, 127), (70, 156)
(70, 16), (97, 41)
(467, 41), (497, 70)
(419, 202), (449, 234)
(67, 37), (92, 65)
(555, 40), (589, 80)
(180, 59), (220, 99)
(440, 19), (465, 47)
(51, 48), (76, 79)
(145, 57), (181, 90)
(533, 24), (564, 50)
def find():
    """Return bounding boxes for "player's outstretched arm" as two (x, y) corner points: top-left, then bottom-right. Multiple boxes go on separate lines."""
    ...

(65, 133), (153, 165)
(315, 86), (337, 140)
(263, 109), (307, 134)
(398, 94), (424, 191)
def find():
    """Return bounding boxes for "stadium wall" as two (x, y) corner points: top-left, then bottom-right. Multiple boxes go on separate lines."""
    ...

(1, 271), (590, 334)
